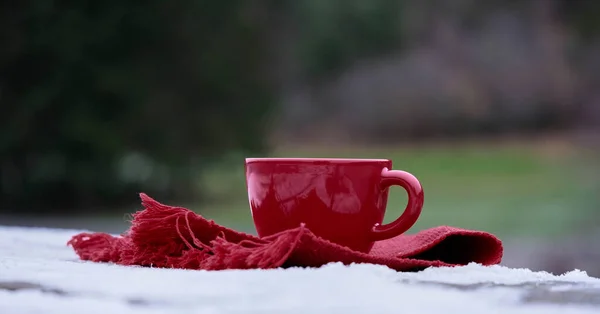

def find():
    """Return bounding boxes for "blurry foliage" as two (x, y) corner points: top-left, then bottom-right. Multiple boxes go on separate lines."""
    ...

(292, 0), (404, 78)
(0, 0), (275, 213)
(1, 0), (599, 213)
(277, 0), (600, 142)
(559, 0), (600, 41)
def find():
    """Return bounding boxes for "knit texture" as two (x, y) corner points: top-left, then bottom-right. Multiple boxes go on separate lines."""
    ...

(68, 193), (503, 271)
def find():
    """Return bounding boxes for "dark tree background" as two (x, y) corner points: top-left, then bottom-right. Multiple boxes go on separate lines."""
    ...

(0, 0), (275, 213)
(1, 0), (599, 214)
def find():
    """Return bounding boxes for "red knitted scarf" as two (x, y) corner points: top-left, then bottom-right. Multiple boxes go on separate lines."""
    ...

(68, 193), (503, 271)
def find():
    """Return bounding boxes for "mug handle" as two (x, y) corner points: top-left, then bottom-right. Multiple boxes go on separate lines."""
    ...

(369, 168), (424, 241)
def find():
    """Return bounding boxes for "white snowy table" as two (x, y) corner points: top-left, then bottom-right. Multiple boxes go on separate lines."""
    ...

(1, 226), (599, 314)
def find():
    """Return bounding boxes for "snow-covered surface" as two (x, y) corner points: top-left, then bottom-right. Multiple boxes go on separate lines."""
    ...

(1, 226), (599, 314)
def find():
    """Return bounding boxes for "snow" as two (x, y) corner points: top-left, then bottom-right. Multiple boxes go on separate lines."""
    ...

(1, 226), (599, 314)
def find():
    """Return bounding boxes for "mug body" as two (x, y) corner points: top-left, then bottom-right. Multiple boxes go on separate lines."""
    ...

(245, 158), (392, 252)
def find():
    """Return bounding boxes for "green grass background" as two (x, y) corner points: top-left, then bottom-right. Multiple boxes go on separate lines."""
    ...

(195, 139), (600, 239)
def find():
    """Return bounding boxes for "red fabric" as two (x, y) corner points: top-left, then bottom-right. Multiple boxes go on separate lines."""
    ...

(68, 193), (503, 271)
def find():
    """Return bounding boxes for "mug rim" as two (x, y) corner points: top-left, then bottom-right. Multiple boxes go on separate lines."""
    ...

(245, 157), (391, 164)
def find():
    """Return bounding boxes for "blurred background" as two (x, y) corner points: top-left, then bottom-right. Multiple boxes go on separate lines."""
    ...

(1, 0), (599, 276)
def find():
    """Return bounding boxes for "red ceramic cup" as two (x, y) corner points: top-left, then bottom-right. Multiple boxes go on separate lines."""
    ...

(245, 158), (424, 252)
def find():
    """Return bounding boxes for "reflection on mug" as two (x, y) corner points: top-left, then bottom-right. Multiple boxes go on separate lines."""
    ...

(246, 172), (271, 208)
(248, 169), (361, 215)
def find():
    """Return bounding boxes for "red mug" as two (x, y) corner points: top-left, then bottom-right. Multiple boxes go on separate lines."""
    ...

(245, 158), (424, 252)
